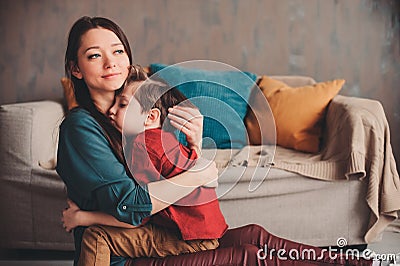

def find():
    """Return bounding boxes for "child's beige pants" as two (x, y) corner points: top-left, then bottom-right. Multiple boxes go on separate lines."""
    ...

(78, 223), (219, 266)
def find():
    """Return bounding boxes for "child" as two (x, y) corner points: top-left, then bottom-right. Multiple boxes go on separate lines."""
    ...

(62, 65), (227, 265)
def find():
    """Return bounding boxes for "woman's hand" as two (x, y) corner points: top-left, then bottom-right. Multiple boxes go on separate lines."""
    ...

(62, 199), (83, 232)
(166, 105), (218, 188)
(190, 157), (219, 188)
(62, 199), (138, 230)
(168, 106), (203, 154)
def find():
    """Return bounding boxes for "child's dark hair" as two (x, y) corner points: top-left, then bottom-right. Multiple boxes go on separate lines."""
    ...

(131, 79), (197, 132)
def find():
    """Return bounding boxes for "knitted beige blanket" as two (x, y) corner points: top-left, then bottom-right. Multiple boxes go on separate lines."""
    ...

(231, 95), (400, 243)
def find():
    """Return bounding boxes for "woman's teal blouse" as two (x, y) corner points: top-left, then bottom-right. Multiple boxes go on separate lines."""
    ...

(56, 108), (152, 265)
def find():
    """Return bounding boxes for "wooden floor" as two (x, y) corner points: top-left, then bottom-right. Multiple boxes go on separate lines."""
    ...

(0, 230), (398, 266)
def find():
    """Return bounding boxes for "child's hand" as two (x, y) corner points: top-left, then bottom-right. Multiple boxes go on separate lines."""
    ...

(62, 199), (82, 232)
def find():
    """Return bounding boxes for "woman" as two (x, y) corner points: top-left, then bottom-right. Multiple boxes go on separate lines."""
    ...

(58, 16), (216, 265)
(57, 16), (371, 266)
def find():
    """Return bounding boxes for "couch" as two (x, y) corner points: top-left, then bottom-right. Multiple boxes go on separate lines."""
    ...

(0, 74), (398, 252)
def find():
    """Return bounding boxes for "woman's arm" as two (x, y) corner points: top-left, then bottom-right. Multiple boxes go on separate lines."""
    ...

(62, 199), (137, 232)
(58, 108), (216, 225)
(62, 157), (217, 230)
(61, 157), (218, 230)
(57, 110), (152, 226)
(147, 157), (218, 214)
(148, 106), (218, 213)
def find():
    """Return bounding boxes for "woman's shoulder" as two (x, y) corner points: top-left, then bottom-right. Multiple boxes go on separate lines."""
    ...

(58, 108), (111, 151)
(60, 107), (101, 133)
(62, 107), (95, 125)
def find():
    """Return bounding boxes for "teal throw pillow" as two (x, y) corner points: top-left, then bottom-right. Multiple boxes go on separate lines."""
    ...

(150, 63), (257, 149)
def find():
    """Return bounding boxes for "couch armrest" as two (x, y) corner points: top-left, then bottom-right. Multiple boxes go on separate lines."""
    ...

(0, 100), (71, 249)
(322, 94), (386, 163)
(0, 100), (65, 171)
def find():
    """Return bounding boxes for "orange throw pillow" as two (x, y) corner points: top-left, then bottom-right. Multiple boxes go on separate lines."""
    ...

(257, 76), (344, 153)
(61, 77), (79, 110)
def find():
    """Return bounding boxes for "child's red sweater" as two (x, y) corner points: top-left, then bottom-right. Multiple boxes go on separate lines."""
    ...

(128, 128), (228, 240)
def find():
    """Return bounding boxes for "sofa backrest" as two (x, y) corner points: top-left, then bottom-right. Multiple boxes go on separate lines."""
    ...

(269, 75), (316, 87)
(0, 75), (316, 172)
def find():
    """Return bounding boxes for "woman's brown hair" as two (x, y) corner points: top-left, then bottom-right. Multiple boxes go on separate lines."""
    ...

(64, 16), (133, 163)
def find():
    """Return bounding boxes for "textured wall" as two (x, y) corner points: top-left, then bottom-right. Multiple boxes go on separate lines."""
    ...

(0, 0), (399, 166)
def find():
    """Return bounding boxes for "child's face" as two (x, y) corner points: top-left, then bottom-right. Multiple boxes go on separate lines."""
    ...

(109, 81), (148, 135)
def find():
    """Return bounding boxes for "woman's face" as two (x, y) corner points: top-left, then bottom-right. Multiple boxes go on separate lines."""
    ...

(72, 27), (130, 94)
